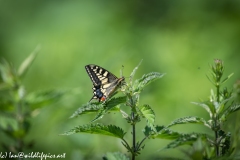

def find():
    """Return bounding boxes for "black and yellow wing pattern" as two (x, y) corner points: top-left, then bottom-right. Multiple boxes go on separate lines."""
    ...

(85, 64), (125, 102)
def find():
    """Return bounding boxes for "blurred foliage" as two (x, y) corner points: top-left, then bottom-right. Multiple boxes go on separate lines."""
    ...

(0, 50), (67, 159)
(0, 0), (240, 159)
(152, 60), (240, 159)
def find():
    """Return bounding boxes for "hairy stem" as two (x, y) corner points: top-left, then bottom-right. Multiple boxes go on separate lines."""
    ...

(132, 112), (136, 160)
(17, 102), (23, 160)
(215, 84), (220, 157)
(216, 85), (220, 104)
(15, 88), (24, 160)
(215, 130), (219, 157)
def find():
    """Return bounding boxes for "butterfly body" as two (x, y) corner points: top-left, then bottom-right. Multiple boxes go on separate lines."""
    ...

(85, 64), (124, 102)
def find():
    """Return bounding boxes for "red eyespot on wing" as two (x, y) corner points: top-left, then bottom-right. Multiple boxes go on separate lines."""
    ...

(100, 96), (106, 101)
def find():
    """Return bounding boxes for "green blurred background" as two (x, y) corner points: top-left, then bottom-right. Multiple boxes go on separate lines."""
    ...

(1, 0), (240, 159)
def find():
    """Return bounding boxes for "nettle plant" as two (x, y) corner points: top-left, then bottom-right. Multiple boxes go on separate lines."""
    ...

(63, 61), (165, 160)
(64, 59), (240, 160)
(0, 47), (65, 156)
(155, 59), (240, 160)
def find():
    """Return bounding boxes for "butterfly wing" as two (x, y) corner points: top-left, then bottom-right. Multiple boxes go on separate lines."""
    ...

(85, 64), (124, 102)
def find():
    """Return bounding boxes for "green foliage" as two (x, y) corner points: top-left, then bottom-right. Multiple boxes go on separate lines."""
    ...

(191, 101), (215, 118)
(139, 104), (155, 130)
(92, 96), (127, 122)
(64, 62), (165, 159)
(133, 72), (165, 93)
(63, 59), (240, 159)
(70, 96), (126, 122)
(62, 123), (126, 139)
(163, 133), (207, 150)
(25, 89), (67, 109)
(103, 152), (130, 160)
(0, 48), (65, 153)
(1, 1), (240, 159)
(167, 116), (210, 129)
(155, 59), (240, 159)
(70, 102), (104, 118)
(144, 125), (182, 140)
(0, 59), (19, 90)
(17, 44), (41, 78)
(219, 104), (240, 122)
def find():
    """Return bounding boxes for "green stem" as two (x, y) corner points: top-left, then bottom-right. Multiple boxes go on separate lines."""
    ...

(216, 84), (220, 103)
(15, 90), (24, 160)
(17, 103), (23, 160)
(132, 112), (136, 160)
(215, 84), (220, 157)
(215, 129), (219, 157)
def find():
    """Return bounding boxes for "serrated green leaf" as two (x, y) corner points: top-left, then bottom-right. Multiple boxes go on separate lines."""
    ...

(25, 89), (66, 109)
(129, 60), (142, 85)
(162, 133), (207, 150)
(167, 116), (210, 128)
(134, 72), (165, 92)
(139, 104), (155, 130)
(70, 102), (104, 118)
(18, 45), (41, 77)
(103, 152), (130, 160)
(91, 96), (126, 122)
(156, 127), (182, 140)
(221, 73), (234, 84)
(0, 59), (18, 87)
(143, 125), (157, 137)
(0, 88), (15, 112)
(216, 97), (233, 115)
(61, 123), (126, 139)
(220, 104), (240, 122)
(105, 96), (127, 109)
(191, 102), (214, 118)
(143, 125), (181, 139)
(91, 110), (105, 123)
(120, 110), (130, 119)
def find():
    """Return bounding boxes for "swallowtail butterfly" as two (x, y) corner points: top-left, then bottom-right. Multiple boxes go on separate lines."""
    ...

(85, 64), (125, 102)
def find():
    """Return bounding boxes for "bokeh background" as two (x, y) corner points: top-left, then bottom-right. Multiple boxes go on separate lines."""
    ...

(1, 0), (240, 159)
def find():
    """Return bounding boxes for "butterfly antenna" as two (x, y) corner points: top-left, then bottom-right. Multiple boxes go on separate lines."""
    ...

(120, 65), (124, 77)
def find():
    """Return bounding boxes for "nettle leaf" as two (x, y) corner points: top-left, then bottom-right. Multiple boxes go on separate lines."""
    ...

(103, 152), (130, 160)
(18, 45), (41, 77)
(62, 123), (126, 139)
(139, 104), (155, 130)
(191, 102), (214, 118)
(221, 73), (234, 85)
(0, 89), (16, 111)
(167, 116), (210, 128)
(144, 125), (181, 139)
(70, 102), (104, 118)
(162, 133), (207, 150)
(25, 89), (66, 109)
(156, 127), (182, 140)
(216, 98), (231, 115)
(134, 72), (165, 92)
(220, 104), (240, 122)
(0, 59), (18, 87)
(91, 107), (110, 123)
(91, 96), (126, 122)
(120, 110), (131, 123)
(129, 60), (142, 85)
(105, 96), (127, 109)
(143, 125), (158, 137)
